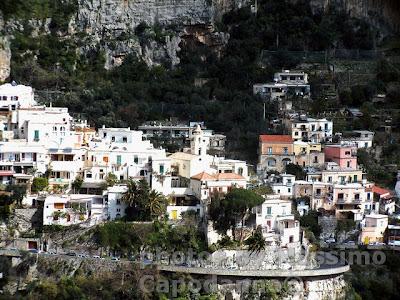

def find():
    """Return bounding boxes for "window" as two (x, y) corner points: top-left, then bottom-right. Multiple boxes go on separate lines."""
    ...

(116, 208), (121, 212)
(367, 193), (371, 200)
(116, 199), (121, 205)
(2, 96), (6, 100)
(324, 124), (328, 131)
(116, 155), (122, 165)
(355, 194), (360, 200)
(238, 167), (243, 176)
(328, 176), (332, 183)
(347, 161), (351, 168)
(112, 136), (115, 142)
(316, 188), (321, 195)
(283, 147), (288, 154)
(354, 175), (358, 182)
(54, 203), (64, 209)
(103, 132), (107, 138)
(159, 165), (164, 174)
(257, 206), (261, 214)
(134, 155), (138, 164)
(86, 172), (92, 178)
(123, 136), (127, 143)
(266, 207), (272, 215)
(313, 156), (318, 163)
(288, 188), (291, 193)
(294, 132), (298, 136)
(345, 151), (350, 155)
(267, 147), (272, 154)
(34, 130), (39, 141)
(338, 193), (344, 200)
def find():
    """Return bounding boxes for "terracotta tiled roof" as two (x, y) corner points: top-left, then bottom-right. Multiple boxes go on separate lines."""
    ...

(215, 173), (246, 180)
(191, 172), (245, 181)
(260, 135), (293, 143)
(191, 172), (215, 181)
(372, 186), (391, 196)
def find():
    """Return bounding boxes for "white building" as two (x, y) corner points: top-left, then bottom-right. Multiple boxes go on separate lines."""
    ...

(253, 70), (310, 101)
(288, 116), (333, 143)
(255, 194), (300, 247)
(16, 106), (73, 144)
(84, 127), (171, 195)
(0, 141), (47, 184)
(265, 173), (295, 198)
(105, 185), (127, 220)
(0, 82), (36, 111)
(339, 130), (374, 149)
(170, 125), (248, 181)
(42, 194), (103, 226)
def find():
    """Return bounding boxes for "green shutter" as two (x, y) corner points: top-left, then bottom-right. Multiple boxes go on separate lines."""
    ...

(117, 155), (122, 165)
(34, 130), (39, 141)
(159, 165), (164, 174)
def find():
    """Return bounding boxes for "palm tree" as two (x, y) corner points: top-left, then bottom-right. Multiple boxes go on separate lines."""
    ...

(121, 179), (139, 207)
(245, 227), (266, 254)
(147, 190), (168, 219)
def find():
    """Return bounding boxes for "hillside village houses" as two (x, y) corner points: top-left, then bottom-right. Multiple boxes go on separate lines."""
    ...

(2, 82), (396, 250)
(0, 83), (256, 241)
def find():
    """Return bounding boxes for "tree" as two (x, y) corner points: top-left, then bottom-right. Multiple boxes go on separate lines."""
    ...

(122, 179), (164, 221)
(251, 185), (273, 196)
(147, 190), (168, 219)
(300, 210), (322, 239)
(71, 176), (83, 193)
(209, 188), (264, 243)
(285, 163), (306, 180)
(31, 177), (48, 193)
(7, 184), (27, 206)
(105, 173), (118, 187)
(245, 227), (266, 254)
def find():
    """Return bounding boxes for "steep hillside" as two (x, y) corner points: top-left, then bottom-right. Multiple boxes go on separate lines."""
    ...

(0, 0), (397, 163)
(308, 0), (400, 33)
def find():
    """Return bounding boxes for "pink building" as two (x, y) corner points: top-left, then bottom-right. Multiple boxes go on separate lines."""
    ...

(324, 145), (357, 169)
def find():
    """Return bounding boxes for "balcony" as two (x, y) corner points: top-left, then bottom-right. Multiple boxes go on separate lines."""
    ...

(49, 178), (70, 185)
(51, 160), (83, 172)
(337, 196), (362, 204)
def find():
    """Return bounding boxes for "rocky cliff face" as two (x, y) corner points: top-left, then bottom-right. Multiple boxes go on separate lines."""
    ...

(308, 0), (400, 34)
(0, 14), (11, 82)
(74, 0), (248, 68)
(0, 0), (249, 77)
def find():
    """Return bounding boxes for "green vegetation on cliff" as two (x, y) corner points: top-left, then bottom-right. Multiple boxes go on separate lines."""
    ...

(2, 0), (379, 162)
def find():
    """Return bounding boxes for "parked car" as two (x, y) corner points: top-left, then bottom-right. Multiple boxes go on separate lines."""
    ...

(111, 257), (120, 261)
(326, 238), (336, 244)
(66, 252), (77, 257)
(28, 249), (39, 254)
(92, 255), (100, 259)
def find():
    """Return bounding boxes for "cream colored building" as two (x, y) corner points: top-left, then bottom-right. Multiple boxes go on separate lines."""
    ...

(360, 214), (388, 244)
